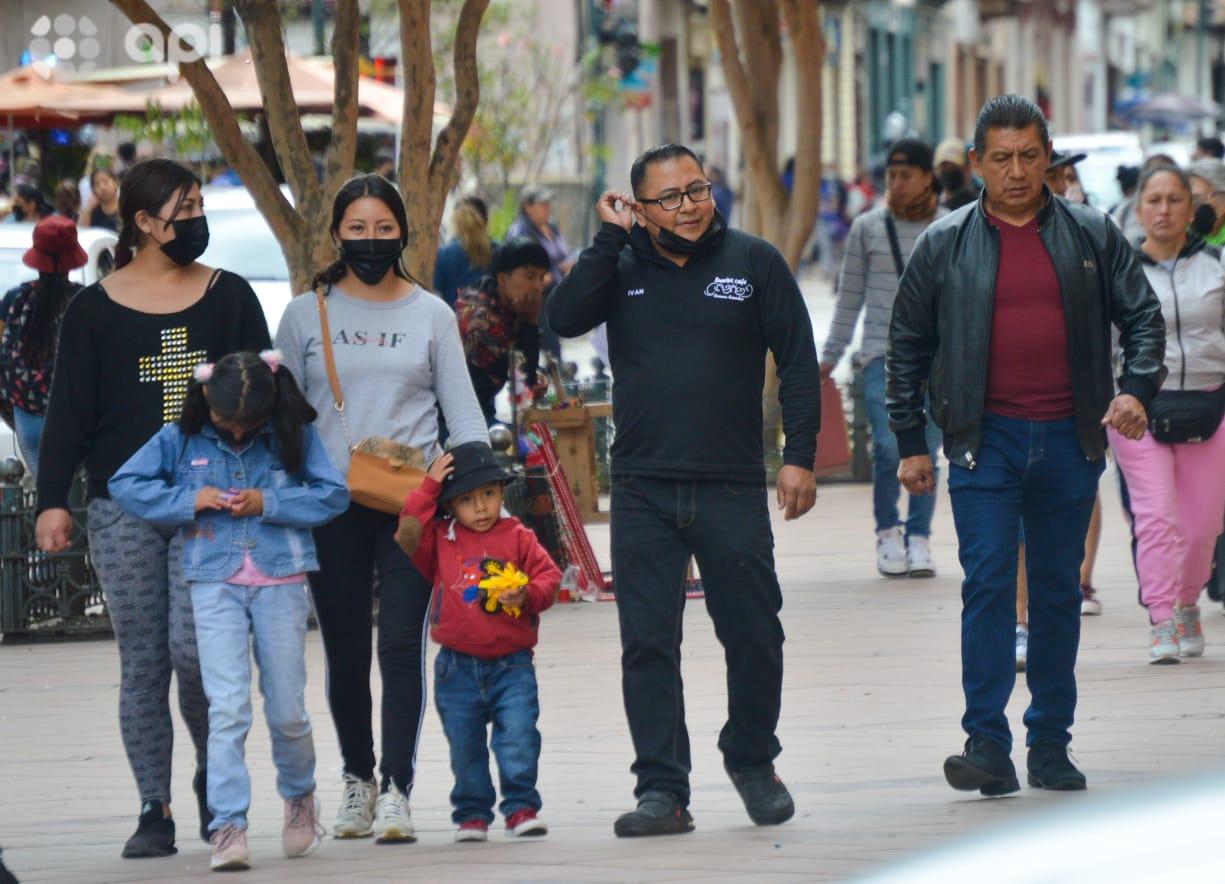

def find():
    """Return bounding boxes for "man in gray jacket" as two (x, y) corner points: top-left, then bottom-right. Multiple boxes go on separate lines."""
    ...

(821, 138), (945, 579)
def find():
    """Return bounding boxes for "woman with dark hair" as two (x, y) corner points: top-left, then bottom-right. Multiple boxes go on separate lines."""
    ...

(0, 215), (86, 474)
(81, 167), (121, 231)
(455, 237), (550, 422)
(276, 173), (486, 844)
(506, 185), (573, 359)
(4, 184), (53, 224)
(34, 158), (271, 859)
(54, 179), (82, 219)
(433, 195), (493, 308)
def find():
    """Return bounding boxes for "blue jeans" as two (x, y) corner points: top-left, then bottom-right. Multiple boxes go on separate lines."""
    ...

(191, 581), (316, 831)
(610, 476), (783, 806)
(13, 407), (43, 480)
(948, 414), (1103, 752)
(863, 357), (941, 536)
(434, 647), (542, 824)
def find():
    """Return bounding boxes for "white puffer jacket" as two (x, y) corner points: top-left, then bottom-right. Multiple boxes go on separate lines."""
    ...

(1137, 238), (1225, 392)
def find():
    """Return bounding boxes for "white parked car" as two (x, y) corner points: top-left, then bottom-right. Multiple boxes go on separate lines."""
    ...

(0, 222), (118, 466)
(1052, 132), (1144, 211)
(199, 185), (296, 335)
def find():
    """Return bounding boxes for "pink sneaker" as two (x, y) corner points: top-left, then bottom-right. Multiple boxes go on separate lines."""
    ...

(505, 808), (548, 838)
(454, 819), (489, 843)
(209, 824), (250, 871)
(282, 793), (324, 858)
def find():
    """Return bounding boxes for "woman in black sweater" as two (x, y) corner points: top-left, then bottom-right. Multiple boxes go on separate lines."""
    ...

(35, 159), (271, 859)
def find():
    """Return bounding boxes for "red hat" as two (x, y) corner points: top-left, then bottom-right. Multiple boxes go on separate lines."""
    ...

(23, 215), (88, 274)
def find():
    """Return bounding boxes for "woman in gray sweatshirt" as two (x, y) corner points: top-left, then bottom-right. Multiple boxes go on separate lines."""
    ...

(275, 175), (486, 844)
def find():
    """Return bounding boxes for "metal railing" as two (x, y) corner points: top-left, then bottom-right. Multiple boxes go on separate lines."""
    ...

(0, 460), (107, 638)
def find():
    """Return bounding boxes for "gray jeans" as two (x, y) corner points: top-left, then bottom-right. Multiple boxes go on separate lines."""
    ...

(88, 498), (209, 805)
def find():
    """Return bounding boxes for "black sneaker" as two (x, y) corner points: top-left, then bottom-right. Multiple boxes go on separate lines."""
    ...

(121, 800), (178, 858)
(1027, 741), (1087, 791)
(613, 791), (695, 838)
(943, 734), (1020, 796)
(193, 768), (213, 844)
(726, 763), (795, 826)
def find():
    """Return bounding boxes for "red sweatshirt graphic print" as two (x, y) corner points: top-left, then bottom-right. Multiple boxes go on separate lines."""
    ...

(396, 477), (561, 658)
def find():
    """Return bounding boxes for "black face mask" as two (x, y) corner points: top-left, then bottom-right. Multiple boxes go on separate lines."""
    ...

(12, 206), (26, 222)
(1191, 204), (1218, 238)
(157, 216), (210, 266)
(340, 238), (403, 285)
(647, 215), (723, 256)
(940, 168), (966, 193)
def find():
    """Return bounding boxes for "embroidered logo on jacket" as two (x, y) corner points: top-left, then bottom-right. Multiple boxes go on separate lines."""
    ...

(703, 277), (753, 301)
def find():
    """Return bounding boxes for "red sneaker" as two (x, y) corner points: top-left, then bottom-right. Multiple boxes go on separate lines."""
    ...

(454, 819), (489, 843)
(505, 808), (548, 838)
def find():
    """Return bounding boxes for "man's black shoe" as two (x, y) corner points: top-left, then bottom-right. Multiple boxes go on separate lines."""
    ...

(943, 735), (1020, 796)
(121, 800), (177, 858)
(726, 763), (795, 826)
(193, 768), (213, 844)
(1027, 741), (1087, 791)
(613, 791), (695, 838)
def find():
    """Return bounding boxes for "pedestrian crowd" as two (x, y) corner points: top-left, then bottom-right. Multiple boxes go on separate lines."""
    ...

(0, 92), (1221, 873)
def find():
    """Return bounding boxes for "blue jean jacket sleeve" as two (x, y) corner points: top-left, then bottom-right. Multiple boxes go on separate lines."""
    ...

(108, 425), (197, 525)
(260, 425), (350, 528)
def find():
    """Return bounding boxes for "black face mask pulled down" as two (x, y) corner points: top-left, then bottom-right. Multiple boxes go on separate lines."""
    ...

(340, 238), (403, 285)
(648, 214), (725, 256)
(158, 216), (210, 266)
(1191, 204), (1219, 239)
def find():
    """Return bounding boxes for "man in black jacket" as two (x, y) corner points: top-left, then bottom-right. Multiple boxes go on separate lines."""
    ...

(548, 144), (820, 837)
(887, 96), (1166, 797)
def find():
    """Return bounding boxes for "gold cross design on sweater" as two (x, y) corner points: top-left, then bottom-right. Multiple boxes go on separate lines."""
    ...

(139, 327), (207, 424)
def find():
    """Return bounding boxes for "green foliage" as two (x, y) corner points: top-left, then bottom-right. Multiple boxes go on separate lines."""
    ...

(114, 100), (214, 158)
(487, 188), (520, 240)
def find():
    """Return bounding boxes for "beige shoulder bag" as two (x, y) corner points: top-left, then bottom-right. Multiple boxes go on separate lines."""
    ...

(315, 287), (427, 513)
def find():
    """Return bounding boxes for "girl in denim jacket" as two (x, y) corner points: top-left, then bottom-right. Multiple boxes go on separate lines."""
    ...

(110, 350), (349, 872)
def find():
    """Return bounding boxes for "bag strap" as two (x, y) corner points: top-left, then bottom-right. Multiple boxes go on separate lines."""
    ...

(314, 287), (354, 450)
(883, 214), (906, 279)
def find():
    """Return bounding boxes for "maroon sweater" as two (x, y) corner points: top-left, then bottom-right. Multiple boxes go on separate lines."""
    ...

(984, 214), (1075, 420)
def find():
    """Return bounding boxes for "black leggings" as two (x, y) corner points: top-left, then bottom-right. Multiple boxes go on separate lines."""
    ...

(309, 503), (433, 794)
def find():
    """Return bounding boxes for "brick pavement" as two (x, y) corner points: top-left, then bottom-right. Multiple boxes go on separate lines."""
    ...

(4, 472), (1225, 882)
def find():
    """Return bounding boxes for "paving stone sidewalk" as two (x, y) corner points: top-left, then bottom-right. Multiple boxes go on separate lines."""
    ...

(4, 471), (1224, 883)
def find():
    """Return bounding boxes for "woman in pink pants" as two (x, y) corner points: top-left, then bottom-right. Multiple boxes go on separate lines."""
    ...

(1109, 164), (1225, 664)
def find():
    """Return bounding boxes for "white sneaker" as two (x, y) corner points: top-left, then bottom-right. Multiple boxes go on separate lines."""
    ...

(1015, 625), (1028, 673)
(1176, 606), (1205, 657)
(373, 783), (416, 843)
(876, 527), (908, 577)
(906, 535), (936, 578)
(333, 773), (376, 839)
(1150, 619), (1180, 664)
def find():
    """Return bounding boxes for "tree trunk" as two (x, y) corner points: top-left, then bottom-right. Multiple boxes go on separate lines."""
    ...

(709, 0), (826, 457)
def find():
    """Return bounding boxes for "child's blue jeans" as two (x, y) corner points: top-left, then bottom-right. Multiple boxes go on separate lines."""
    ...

(434, 647), (542, 825)
(191, 581), (316, 831)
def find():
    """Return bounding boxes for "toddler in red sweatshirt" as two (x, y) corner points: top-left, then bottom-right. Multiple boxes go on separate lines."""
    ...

(396, 441), (560, 842)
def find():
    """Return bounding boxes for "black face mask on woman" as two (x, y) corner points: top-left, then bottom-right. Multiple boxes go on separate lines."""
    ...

(340, 238), (403, 285)
(156, 216), (210, 266)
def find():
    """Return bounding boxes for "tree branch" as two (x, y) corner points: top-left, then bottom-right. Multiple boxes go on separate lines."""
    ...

(428, 0), (491, 205)
(397, 0), (435, 276)
(324, 0), (361, 198)
(234, 0), (320, 216)
(108, 0), (298, 245)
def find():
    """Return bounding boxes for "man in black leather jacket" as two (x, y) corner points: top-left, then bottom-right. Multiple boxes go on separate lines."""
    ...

(886, 96), (1165, 798)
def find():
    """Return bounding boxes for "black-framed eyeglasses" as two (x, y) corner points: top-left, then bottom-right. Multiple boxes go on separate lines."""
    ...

(639, 182), (713, 212)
